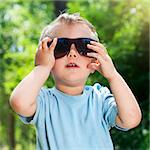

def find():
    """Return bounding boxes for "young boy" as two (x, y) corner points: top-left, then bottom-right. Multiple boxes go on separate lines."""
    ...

(10, 13), (142, 150)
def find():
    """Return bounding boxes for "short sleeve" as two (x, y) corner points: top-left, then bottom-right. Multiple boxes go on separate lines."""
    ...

(19, 87), (47, 125)
(94, 83), (129, 131)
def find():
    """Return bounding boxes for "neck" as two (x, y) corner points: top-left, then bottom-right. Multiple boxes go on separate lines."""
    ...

(55, 84), (85, 96)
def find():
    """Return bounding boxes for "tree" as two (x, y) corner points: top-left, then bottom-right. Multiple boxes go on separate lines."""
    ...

(0, 0), (149, 149)
(0, 1), (54, 149)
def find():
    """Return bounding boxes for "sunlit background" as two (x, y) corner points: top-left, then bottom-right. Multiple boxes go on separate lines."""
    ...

(0, 0), (149, 149)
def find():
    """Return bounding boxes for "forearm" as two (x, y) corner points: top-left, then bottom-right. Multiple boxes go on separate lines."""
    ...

(108, 71), (142, 128)
(86, 40), (142, 128)
(10, 65), (51, 108)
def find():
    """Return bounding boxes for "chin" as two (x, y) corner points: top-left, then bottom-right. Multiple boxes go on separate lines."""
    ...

(62, 78), (87, 87)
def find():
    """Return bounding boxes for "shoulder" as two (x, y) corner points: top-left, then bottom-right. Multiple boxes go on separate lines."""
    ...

(39, 86), (57, 95)
(85, 83), (113, 104)
(38, 87), (49, 97)
(90, 83), (112, 96)
(37, 87), (54, 102)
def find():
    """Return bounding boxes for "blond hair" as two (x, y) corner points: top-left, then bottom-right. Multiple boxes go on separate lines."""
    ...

(40, 13), (99, 41)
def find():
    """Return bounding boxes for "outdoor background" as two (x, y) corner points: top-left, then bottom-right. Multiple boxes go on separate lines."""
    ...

(0, 0), (149, 150)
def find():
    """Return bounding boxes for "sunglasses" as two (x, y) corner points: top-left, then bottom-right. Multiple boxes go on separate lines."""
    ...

(47, 38), (97, 59)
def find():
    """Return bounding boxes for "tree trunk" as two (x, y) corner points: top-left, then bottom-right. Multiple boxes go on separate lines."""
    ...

(8, 112), (15, 150)
(53, 0), (67, 17)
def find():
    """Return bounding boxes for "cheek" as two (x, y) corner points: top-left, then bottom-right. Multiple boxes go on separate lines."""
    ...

(52, 64), (62, 74)
(52, 57), (67, 72)
(84, 57), (92, 66)
(51, 65), (62, 80)
(51, 61), (61, 74)
(53, 59), (65, 68)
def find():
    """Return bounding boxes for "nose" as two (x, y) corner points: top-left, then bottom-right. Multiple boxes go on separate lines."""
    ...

(67, 44), (78, 58)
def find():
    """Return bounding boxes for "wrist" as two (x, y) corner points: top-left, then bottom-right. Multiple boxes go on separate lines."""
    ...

(107, 70), (120, 83)
(34, 65), (52, 75)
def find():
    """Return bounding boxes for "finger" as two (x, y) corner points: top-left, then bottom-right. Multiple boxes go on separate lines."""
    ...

(90, 41), (107, 53)
(87, 52), (105, 62)
(90, 40), (104, 48)
(87, 45), (107, 59)
(87, 44), (105, 55)
(42, 37), (52, 50)
(48, 38), (57, 51)
(39, 44), (42, 51)
(37, 41), (42, 51)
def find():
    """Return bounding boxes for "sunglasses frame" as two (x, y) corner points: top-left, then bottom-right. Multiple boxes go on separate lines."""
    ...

(47, 38), (98, 59)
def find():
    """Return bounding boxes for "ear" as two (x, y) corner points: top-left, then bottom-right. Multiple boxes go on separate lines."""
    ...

(88, 64), (96, 74)
(88, 58), (97, 74)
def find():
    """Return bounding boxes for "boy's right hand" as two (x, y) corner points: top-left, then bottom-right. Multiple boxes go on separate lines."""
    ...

(35, 37), (57, 69)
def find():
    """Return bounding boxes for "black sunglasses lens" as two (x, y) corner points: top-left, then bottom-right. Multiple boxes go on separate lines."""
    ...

(55, 39), (70, 59)
(47, 38), (70, 59)
(76, 38), (94, 56)
(47, 41), (52, 47)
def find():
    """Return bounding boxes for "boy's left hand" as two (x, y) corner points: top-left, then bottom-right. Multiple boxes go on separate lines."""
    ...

(87, 41), (118, 81)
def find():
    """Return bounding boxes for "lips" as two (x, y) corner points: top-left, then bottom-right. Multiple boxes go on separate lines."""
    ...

(65, 63), (80, 68)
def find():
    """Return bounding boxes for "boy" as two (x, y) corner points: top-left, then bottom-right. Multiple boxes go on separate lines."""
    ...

(10, 13), (142, 150)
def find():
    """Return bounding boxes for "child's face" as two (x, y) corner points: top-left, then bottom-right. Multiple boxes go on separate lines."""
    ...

(50, 23), (96, 87)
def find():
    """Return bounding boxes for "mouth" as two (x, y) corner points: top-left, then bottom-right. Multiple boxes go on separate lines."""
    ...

(65, 63), (80, 68)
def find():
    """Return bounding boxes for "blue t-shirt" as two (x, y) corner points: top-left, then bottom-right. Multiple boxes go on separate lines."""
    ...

(20, 83), (128, 150)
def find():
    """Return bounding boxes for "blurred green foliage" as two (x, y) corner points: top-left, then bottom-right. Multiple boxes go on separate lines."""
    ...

(0, 0), (149, 149)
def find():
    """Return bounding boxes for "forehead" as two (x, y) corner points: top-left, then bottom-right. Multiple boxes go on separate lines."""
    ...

(48, 23), (97, 40)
